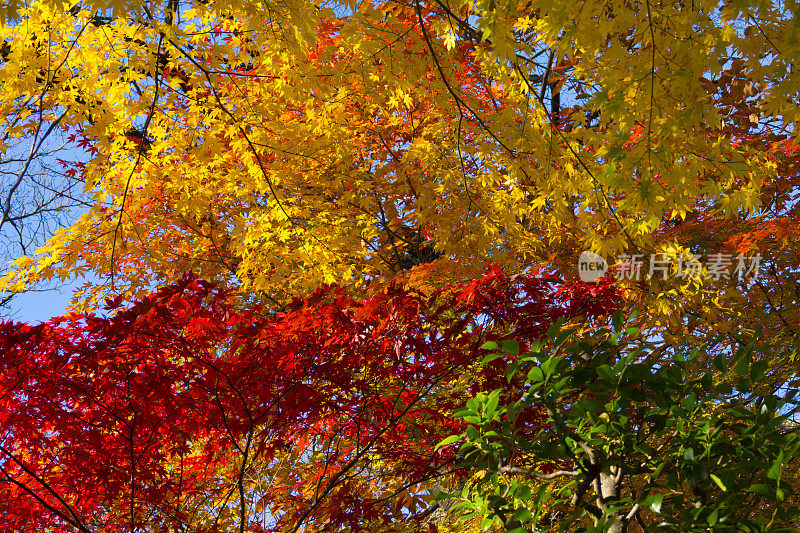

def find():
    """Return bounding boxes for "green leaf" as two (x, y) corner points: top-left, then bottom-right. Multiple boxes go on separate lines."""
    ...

(512, 507), (532, 523)
(481, 516), (497, 530)
(435, 434), (462, 450)
(507, 360), (523, 383)
(702, 372), (714, 391)
(541, 356), (560, 379)
(710, 474), (727, 492)
(714, 353), (726, 372)
(581, 396), (603, 412)
(651, 462), (665, 481)
(527, 366), (545, 383)
(747, 484), (773, 498)
(482, 352), (505, 365)
(596, 364), (616, 383)
(733, 355), (750, 376)
(503, 339), (520, 356)
(434, 490), (458, 501)
(641, 493), (663, 513)
(480, 341), (499, 350)
(485, 390), (500, 417)
(612, 310), (624, 332)
(767, 450), (784, 481)
(546, 318), (566, 339)
(750, 360), (768, 382)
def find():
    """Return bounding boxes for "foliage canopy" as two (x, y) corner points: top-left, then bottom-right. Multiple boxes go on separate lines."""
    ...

(0, 0), (799, 530)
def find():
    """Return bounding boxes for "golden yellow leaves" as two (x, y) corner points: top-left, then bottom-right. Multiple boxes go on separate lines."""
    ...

(0, 0), (797, 319)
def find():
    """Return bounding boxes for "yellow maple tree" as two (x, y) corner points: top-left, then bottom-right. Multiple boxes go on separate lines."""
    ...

(1, 0), (795, 307)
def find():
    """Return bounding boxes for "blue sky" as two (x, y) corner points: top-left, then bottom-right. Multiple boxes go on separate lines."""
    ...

(10, 279), (82, 323)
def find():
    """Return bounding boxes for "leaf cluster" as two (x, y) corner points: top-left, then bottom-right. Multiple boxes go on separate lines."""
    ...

(443, 313), (800, 532)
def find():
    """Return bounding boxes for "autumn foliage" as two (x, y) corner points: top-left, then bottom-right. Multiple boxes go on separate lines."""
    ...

(1, 0), (799, 530)
(0, 268), (620, 532)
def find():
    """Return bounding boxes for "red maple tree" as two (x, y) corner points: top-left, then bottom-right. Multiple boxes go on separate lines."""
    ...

(0, 267), (620, 532)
